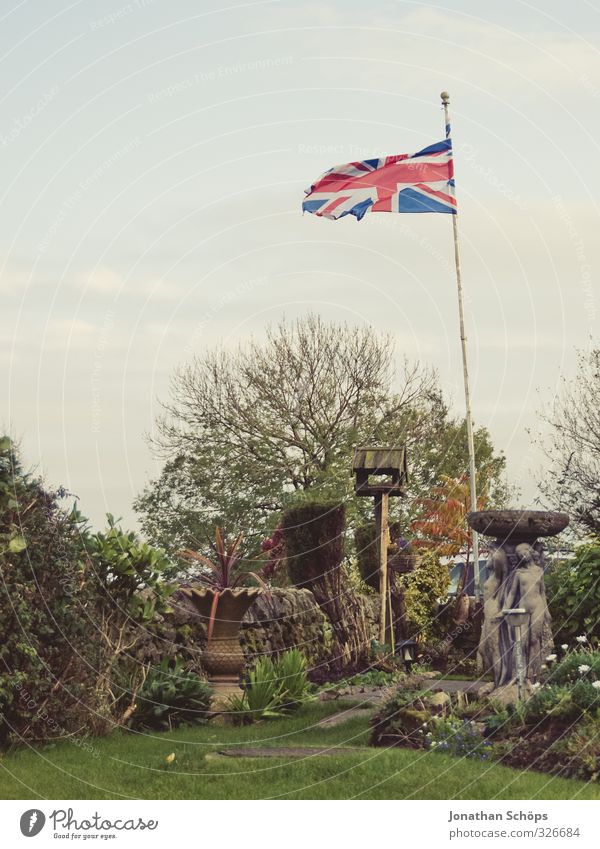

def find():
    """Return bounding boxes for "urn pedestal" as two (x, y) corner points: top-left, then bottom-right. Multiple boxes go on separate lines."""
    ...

(181, 587), (261, 704)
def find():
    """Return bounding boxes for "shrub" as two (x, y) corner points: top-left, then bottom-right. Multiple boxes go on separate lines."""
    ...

(399, 550), (450, 643)
(545, 546), (600, 641)
(522, 685), (581, 725)
(370, 688), (431, 747)
(84, 514), (174, 621)
(0, 438), (104, 745)
(550, 718), (600, 781)
(545, 649), (600, 686)
(128, 658), (212, 731)
(355, 522), (402, 591)
(283, 499), (370, 670)
(284, 500), (345, 588)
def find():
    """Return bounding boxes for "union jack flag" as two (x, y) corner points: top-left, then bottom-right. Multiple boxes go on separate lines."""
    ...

(302, 139), (456, 220)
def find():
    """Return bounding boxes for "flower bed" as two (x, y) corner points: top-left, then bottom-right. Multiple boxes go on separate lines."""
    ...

(370, 640), (600, 782)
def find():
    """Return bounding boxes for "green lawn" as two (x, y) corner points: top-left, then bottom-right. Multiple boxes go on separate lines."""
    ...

(1, 702), (598, 800)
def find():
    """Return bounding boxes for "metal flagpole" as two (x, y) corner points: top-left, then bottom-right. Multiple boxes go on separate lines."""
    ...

(440, 91), (480, 598)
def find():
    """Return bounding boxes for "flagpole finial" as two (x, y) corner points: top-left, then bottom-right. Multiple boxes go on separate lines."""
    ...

(440, 91), (450, 104)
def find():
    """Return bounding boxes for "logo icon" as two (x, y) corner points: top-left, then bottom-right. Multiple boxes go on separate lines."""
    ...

(19, 810), (46, 837)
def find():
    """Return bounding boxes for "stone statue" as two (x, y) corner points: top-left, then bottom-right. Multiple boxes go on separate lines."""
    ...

(468, 510), (568, 703)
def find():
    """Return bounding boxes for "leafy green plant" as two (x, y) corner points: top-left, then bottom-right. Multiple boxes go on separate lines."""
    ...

(85, 514), (175, 621)
(550, 718), (600, 781)
(0, 437), (106, 745)
(484, 705), (513, 737)
(226, 650), (312, 723)
(321, 669), (403, 692)
(276, 649), (312, 707)
(545, 546), (600, 641)
(227, 656), (285, 723)
(179, 527), (268, 641)
(370, 688), (432, 747)
(522, 685), (578, 725)
(545, 649), (600, 686)
(180, 527), (266, 591)
(398, 550), (450, 643)
(128, 658), (212, 731)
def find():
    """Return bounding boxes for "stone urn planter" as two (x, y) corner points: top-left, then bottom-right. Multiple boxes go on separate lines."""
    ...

(181, 586), (261, 702)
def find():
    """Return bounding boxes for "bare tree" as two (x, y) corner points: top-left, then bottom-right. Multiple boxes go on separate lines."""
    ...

(138, 313), (504, 552)
(541, 348), (600, 535)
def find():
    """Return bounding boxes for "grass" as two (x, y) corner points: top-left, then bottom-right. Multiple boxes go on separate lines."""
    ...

(0, 702), (598, 800)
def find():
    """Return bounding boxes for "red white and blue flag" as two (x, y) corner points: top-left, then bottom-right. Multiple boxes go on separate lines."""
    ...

(302, 139), (456, 220)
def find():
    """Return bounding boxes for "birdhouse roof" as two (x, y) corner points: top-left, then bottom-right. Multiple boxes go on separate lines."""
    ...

(352, 446), (407, 475)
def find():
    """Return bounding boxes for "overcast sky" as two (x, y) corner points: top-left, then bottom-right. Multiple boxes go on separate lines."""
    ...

(3, 0), (599, 529)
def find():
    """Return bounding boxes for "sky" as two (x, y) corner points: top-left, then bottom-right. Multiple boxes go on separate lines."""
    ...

(2, 0), (600, 530)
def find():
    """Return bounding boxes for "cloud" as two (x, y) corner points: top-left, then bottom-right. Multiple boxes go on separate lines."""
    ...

(82, 266), (183, 301)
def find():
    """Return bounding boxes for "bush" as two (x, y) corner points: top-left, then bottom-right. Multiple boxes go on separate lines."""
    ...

(370, 688), (431, 747)
(545, 546), (600, 641)
(545, 649), (600, 686)
(284, 500), (345, 588)
(355, 522), (402, 591)
(399, 550), (450, 643)
(84, 514), (174, 621)
(0, 438), (104, 746)
(550, 718), (600, 781)
(128, 658), (212, 731)
(283, 499), (371, 670)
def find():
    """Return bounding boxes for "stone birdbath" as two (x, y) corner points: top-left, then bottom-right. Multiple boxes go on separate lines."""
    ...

(467, 509), (569, 703)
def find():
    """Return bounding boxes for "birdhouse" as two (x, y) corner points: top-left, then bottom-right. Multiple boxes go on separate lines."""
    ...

(353, 446), (408, 497)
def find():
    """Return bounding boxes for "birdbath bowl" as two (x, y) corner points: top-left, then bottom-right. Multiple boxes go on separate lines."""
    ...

(467, 509), (569, 542)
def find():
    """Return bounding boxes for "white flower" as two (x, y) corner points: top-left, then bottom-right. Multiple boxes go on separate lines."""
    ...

(545, 654), (557, 662)
(541, 664), (547, 670)
(561, 644), (568, 651)
(576, 635), (588, 644)
(531, 682), (541, 690)
(578, 664), (591, 674)
(592, 681), (600, 690)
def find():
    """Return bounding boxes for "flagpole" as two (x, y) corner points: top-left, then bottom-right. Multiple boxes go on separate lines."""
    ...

(440, 91), (480, 598)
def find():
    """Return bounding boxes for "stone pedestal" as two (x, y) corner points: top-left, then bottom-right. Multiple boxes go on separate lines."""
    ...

(468, 510), (568, 699)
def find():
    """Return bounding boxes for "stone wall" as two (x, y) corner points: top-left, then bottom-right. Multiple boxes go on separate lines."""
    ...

(133, 587), (379, 673)
(240, 588), (331, 667)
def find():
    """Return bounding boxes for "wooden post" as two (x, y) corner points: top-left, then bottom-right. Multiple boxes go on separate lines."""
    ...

(374, 491), (389, 645)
